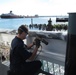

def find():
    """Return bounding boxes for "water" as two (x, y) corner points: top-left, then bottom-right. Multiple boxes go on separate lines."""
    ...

(0, 17), (67, 30)
(0, 17), (51, 30)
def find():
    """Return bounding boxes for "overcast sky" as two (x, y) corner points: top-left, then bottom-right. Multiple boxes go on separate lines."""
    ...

(0, 0), (76, 16)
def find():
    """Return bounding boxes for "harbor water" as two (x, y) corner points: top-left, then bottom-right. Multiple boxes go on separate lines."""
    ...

(0, 17), (68, 30)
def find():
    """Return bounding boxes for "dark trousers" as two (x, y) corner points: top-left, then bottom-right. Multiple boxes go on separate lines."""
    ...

(22, 60), (42, 75)
(9, 60), (42, 75)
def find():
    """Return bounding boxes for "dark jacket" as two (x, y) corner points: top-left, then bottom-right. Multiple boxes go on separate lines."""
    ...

(10, 36), (32, 71)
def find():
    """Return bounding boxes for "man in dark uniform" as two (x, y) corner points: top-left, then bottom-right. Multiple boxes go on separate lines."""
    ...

(9, 25), (42, 75)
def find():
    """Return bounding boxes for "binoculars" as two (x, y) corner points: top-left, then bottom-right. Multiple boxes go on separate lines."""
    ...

(36, 35), (48, 45)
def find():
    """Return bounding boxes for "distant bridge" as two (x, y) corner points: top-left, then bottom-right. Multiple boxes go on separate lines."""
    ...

(24, 15), (69, 18)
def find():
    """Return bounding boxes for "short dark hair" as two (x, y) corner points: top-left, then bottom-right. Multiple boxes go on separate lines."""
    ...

(18, 25), (28, 34)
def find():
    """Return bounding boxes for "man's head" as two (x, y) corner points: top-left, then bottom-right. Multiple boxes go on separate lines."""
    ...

(17, 25), (28, 40)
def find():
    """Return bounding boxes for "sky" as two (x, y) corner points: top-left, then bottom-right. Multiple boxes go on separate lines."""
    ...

(0, 0), (76, 16)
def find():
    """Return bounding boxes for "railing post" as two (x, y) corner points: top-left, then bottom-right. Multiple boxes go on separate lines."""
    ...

(64, 13), (76, 75)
